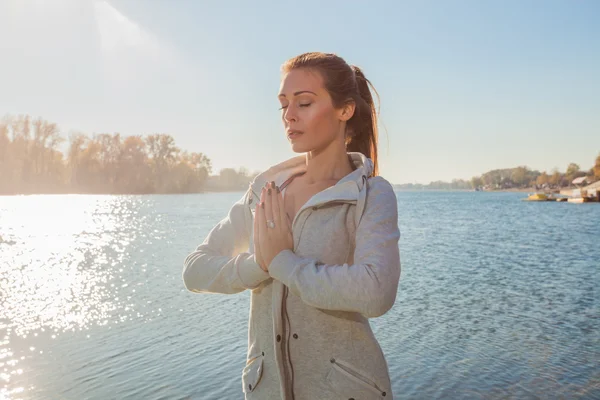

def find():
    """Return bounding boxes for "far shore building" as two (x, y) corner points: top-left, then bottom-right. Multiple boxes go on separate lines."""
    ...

(583, 179), (600, 201)
(561, 176), (600, 200)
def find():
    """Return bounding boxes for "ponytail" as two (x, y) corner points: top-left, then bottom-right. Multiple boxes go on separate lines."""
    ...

(345, 65), (379, 176)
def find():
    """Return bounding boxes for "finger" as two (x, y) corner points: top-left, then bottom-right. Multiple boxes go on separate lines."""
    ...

(270, 181), (281, 230)
(277, 185), (287, 230)
(258, 187), (268, 244)
(264, 183), (274, 231)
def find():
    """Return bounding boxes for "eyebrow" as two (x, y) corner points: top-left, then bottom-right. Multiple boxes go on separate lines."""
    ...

(278, 90), (317, 98)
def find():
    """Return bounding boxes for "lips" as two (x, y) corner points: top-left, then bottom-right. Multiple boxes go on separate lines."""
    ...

(287, 129), (303, 140)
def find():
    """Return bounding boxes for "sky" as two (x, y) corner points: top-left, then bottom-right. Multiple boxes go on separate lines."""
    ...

(0, 0), (598, 184)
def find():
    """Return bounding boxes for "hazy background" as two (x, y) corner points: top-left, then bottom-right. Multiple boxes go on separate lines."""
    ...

(1, 0), (599, 184)
(2, 2), (600, 399)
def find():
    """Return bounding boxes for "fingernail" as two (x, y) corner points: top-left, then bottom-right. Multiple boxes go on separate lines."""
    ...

(271, 181), (276, 188)
(261, 202), (264, 209)
(276, 186), (280, 193)
(268, 188), (272, 195)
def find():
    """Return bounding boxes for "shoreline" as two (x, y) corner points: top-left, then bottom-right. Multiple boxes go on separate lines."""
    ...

(0, 187), (570, 196)
(393, 187), (542, 193)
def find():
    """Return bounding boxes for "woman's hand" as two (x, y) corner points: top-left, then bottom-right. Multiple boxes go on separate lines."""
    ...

(254, 181), (294, 272)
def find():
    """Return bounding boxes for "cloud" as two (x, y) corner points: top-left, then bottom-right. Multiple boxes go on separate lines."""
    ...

(94, 0), (157, 53)
(93, 0), (186, 88)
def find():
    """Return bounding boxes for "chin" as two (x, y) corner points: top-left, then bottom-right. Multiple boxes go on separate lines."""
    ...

(289, 137), (330, 154)
(290, 142), (314, 153)
(290, 144), (306, 153)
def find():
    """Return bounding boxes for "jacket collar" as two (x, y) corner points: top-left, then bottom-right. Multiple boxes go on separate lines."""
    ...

(249, 152), (372, 205)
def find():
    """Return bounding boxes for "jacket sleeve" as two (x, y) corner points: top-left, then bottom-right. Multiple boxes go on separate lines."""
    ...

(183, 190), (271, 294)
(267, 178), (401, 317)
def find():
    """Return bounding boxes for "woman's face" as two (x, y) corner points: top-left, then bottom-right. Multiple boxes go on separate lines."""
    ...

(278, 69), (350, 153)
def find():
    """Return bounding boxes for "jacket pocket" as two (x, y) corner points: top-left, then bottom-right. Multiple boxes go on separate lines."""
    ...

(326, 358), (388, 399)
(242, 354), (264, 394)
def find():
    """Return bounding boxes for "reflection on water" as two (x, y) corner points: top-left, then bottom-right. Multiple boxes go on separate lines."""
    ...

(0, 192), (599, 399)
(3, 196), (128, 335)
(0, 195), (162, 399)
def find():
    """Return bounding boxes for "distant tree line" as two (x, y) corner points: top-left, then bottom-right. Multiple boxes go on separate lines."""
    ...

(470, 154), (600, 190)
(393, 154), (600, 191)
(0, 114), (257, 195)
(394, 179), (472, 191)
(4, 114), (597, 195)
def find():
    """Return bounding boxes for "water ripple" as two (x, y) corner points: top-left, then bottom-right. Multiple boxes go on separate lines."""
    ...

(0, 192), (598, 399)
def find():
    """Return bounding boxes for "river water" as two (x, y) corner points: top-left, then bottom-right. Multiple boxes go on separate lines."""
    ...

(1, 191), (598, 399)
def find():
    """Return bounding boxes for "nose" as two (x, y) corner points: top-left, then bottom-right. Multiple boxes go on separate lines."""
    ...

(283, 106), (298, 123)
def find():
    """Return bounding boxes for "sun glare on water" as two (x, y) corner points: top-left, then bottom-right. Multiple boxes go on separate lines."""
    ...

(0, 194), (146, 399)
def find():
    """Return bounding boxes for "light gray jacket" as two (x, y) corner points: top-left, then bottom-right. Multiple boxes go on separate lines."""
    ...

(183, 152), (401, 400)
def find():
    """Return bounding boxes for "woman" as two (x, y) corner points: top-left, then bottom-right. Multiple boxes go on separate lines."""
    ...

(183, 52), (401, 400)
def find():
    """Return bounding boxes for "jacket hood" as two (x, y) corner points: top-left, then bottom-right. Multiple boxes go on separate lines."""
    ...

(247, 152), (373, 227)
(249, 152), (373, 199)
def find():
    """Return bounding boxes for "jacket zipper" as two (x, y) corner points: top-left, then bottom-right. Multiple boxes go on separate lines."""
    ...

(281, 286), (295, 400)
(281, 293), (288, 396)
(284, 286), (295, 400)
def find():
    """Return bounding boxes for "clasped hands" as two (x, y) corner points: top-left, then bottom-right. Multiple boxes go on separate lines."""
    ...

(254, 181), (294, 272)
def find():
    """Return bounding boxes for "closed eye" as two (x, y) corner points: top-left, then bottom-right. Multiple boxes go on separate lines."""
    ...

(279, 103), (311, 110)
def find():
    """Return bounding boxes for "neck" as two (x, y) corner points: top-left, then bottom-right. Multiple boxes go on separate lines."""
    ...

(304, 139), (354, 184)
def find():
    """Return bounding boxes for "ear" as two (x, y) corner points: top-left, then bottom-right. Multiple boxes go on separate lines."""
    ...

(338, 100), (356, 122)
